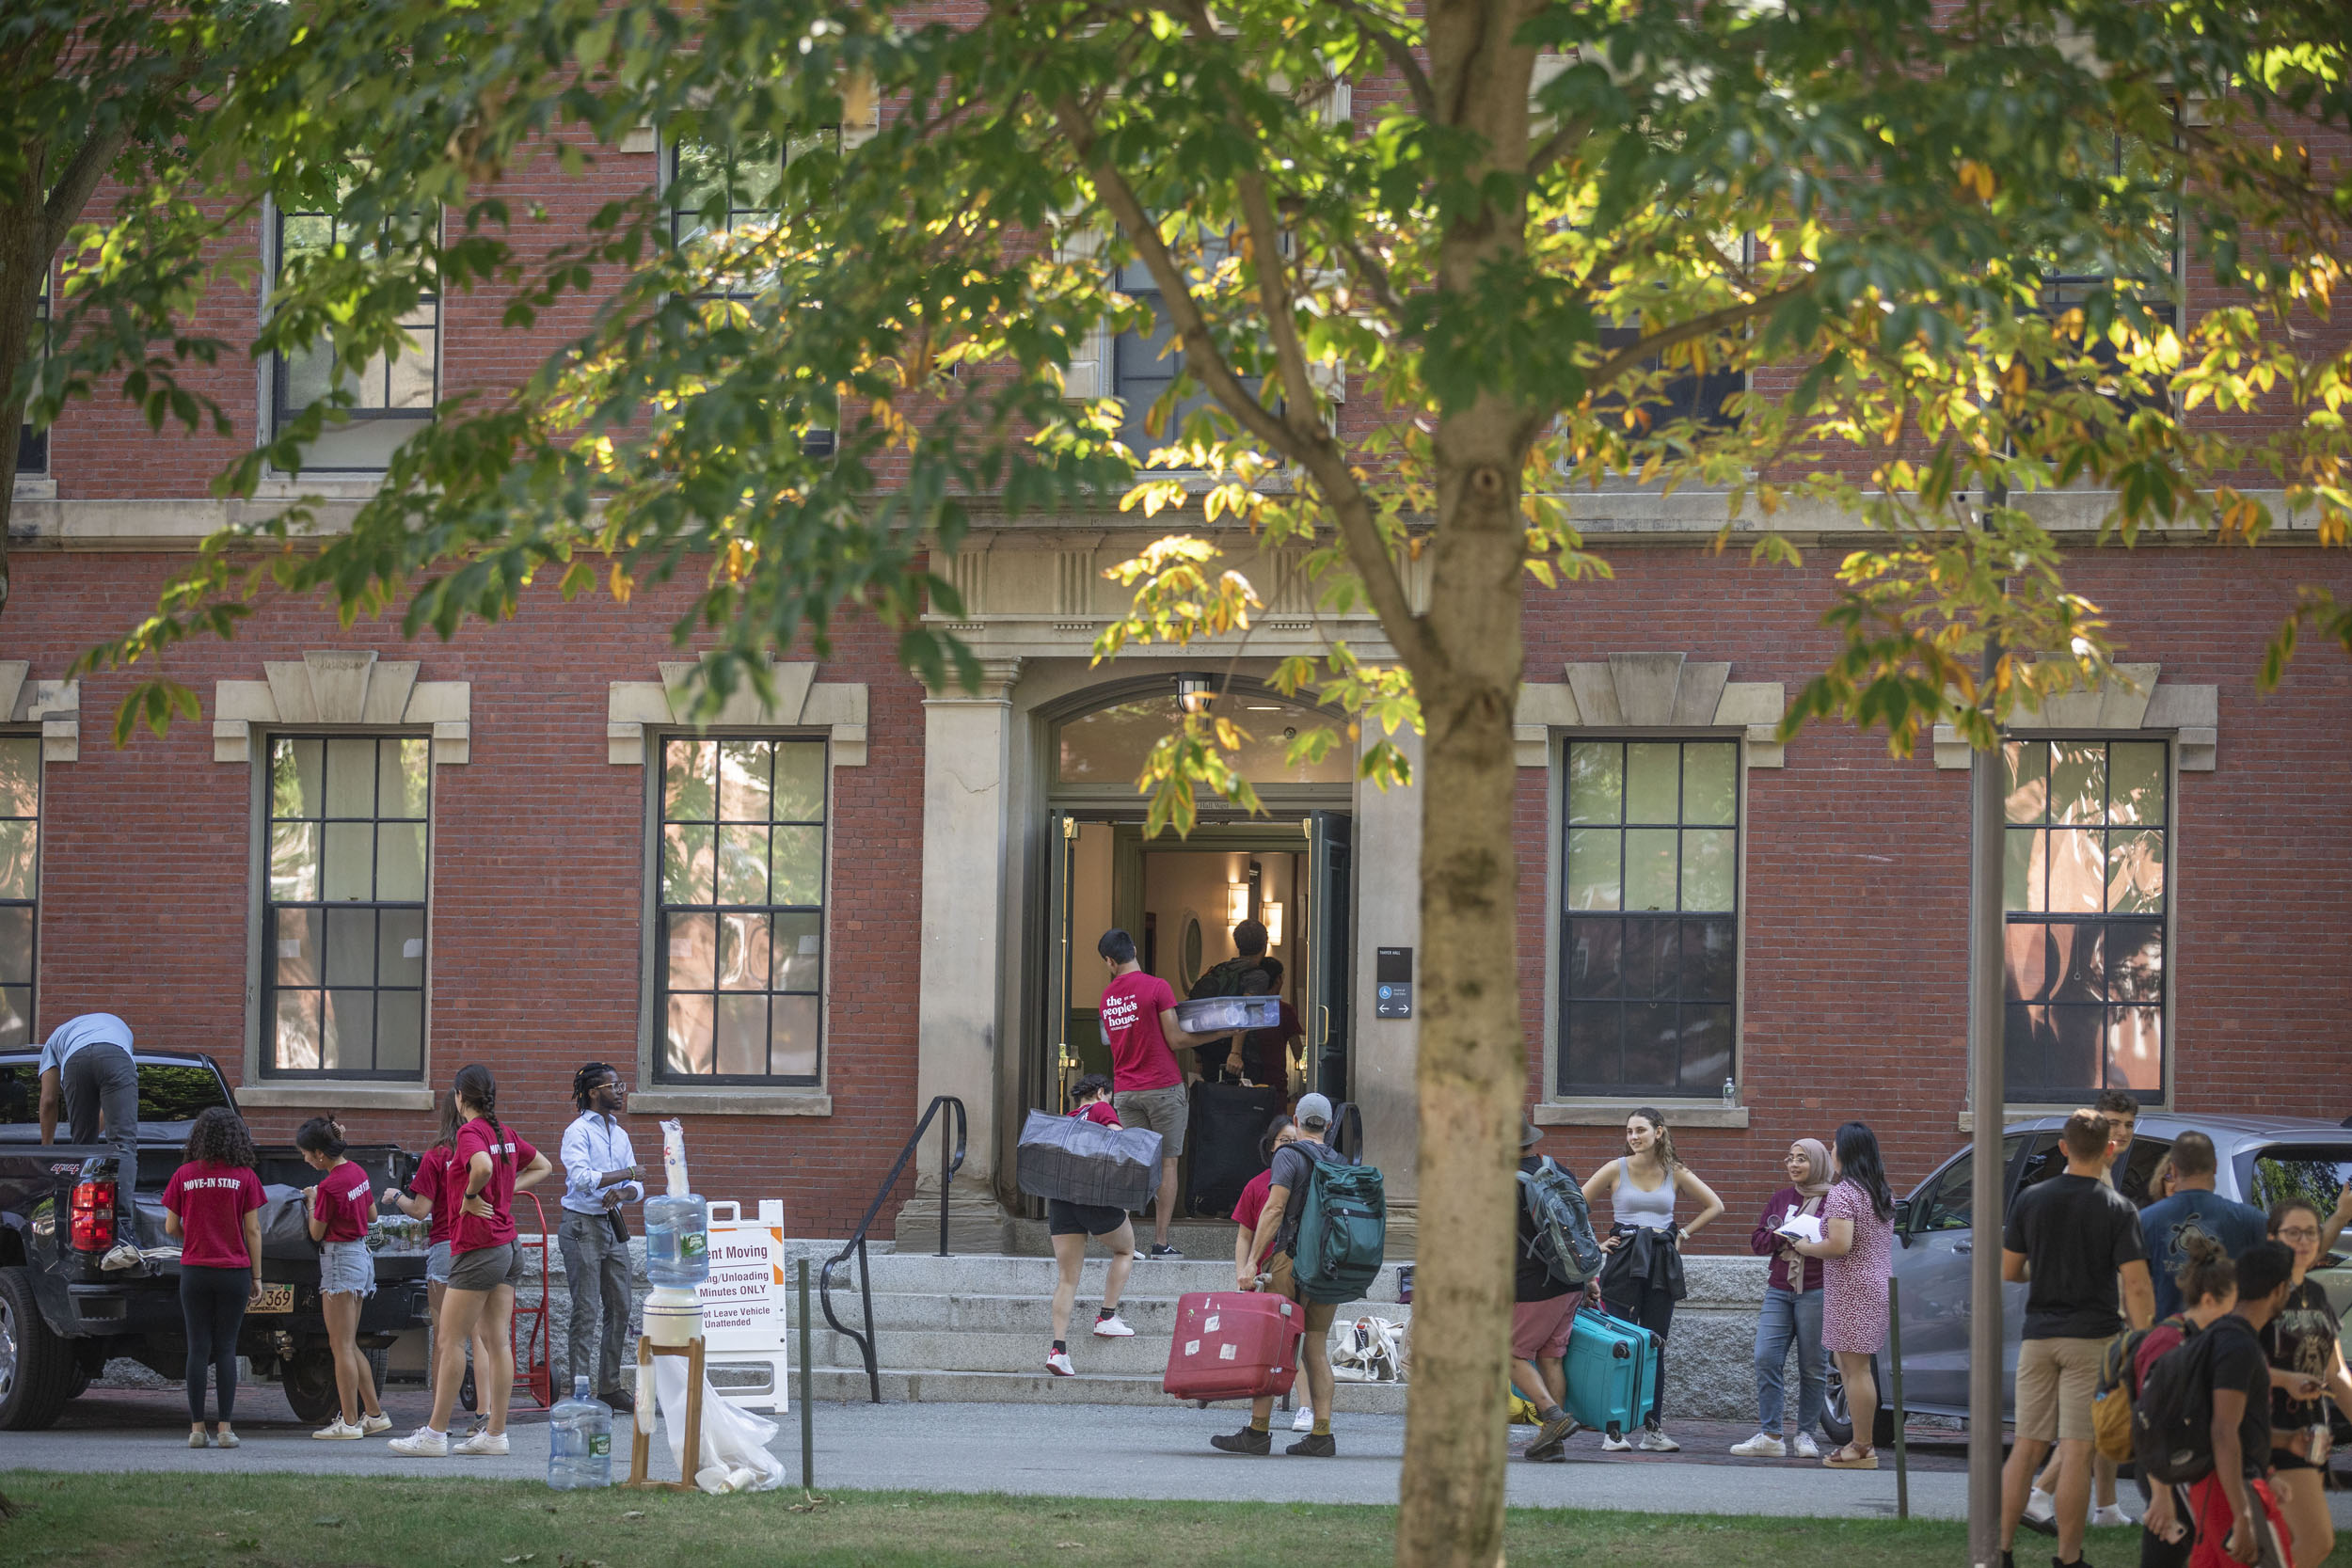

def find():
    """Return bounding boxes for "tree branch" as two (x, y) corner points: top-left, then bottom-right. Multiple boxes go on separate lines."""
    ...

(1326, 0), (1435, 120)
(44, 123), (134, 255)
(1589, 284), (1813, 390)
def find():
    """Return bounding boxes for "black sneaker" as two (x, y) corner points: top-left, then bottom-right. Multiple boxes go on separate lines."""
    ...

(1287, 1433), (1337, 1457)
(1148, 1243), (1184, 1259)
(1210, 1426), (1273, 1456)
(2053, 1558), (2092, 1568)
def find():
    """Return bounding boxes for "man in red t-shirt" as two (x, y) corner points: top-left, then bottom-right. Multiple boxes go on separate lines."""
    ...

(1096, 927), (1216, 1258)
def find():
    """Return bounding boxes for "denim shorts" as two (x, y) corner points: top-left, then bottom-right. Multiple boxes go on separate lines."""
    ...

(424, 1241), (453, 1286)
(317, 1239), (376, 1298)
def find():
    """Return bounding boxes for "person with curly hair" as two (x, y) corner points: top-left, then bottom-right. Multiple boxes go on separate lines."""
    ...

(161, 1106), (265, 1449)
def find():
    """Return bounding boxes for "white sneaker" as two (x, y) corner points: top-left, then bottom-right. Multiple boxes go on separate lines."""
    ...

(311, 1419), (365, 1440)
(453, 1430), (509, 1456)
(2090, 1503), (2135, 1528)
(360, 1413), (392, 1436)
(1091, 1314), (1136, 1338)
(1792, 1432), (1821, 1459)
(1293, 1405), (1316, 1433)
(1729, 1433), (1787, 1458)
(389, 1428), (450, 1457)
(2025, 1487), (2058, 1525)
(1636, 1428), (1680, 1452)
(1600, 1432), (1633, 1452)
(1045, 1349), (1075, 1377)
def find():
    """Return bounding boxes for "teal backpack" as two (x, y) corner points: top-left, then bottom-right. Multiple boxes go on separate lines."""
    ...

(1290, 1148), (1387, 1304)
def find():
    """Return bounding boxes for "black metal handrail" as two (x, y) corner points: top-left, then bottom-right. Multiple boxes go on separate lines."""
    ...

(1330, 1101), (1364, 1163)
(818, 1094), (966, 1403)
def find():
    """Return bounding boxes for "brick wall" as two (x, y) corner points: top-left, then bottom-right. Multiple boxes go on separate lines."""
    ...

(7, 552), (928, 1238)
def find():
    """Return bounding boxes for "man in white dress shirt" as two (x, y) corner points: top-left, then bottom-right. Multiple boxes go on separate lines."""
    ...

(559, 1062), (644, 1409)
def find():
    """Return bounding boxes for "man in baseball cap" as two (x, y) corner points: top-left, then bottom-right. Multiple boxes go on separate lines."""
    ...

(1210, 1090), (1346, 1459)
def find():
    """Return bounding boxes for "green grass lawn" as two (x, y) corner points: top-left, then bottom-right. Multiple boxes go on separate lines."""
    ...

(0, 1472), (2142, 1566)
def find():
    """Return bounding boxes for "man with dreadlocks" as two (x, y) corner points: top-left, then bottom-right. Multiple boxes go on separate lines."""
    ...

(558, 1061), (645, 1412)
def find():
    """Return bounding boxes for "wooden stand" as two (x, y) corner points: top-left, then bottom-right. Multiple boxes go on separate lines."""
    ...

(623, 1335), (706, 1491)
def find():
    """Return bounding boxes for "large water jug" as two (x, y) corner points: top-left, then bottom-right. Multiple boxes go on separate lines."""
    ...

(546, 1376), (612, 1489)
(645, 1191), (710, 1287)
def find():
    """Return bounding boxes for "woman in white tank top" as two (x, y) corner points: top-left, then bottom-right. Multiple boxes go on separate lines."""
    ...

(1580, 1107), (1724, 1451)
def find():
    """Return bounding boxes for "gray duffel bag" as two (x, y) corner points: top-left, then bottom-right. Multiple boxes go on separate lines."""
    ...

(1015, 1110), (1164, 1212)
(257, 1185), (319, 1261)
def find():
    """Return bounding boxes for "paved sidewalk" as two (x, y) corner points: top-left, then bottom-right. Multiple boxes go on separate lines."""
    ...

(8, 1386), (2350, 1530)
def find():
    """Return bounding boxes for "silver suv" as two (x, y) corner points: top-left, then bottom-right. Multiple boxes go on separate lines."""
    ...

(1839, 1113), (2352, 1434)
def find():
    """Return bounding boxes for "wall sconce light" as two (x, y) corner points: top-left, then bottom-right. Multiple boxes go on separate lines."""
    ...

(1175, 673), (1217, 715)
(1227, 882), (1251, 927)
(1260, 902), (1284, 947)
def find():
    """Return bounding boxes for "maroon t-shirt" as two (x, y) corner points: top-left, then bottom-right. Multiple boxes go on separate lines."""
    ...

(410, 1144), (458, 1246)
(164, 1161), (263, 1270)
(452, 1119), (538, 1254)
(311, 1160), (372, 1243)
(1074, 1101), (1121, 1129)
(1100, 971), (1182, 1092)
(1232, 1167), (1278, 1266)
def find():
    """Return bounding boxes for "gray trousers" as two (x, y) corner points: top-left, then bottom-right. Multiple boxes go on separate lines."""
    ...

(557, 1210), (634, 1398)
(61, 1042), (139, 1189)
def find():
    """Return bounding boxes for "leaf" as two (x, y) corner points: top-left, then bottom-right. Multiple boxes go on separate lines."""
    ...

(502, 1556), (537, 1564)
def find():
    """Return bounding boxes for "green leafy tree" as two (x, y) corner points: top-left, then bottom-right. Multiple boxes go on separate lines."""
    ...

(41, 2), (2352, 1563)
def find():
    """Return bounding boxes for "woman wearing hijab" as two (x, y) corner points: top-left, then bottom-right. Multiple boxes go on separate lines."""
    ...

(1732, 1138), (1834, 1457)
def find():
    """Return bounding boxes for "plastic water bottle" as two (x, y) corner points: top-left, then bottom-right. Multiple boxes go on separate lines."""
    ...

(1721, 1076), (1736, 1109)
(547, 1376), (612, 1489)
(645, 1191), (710, 1287)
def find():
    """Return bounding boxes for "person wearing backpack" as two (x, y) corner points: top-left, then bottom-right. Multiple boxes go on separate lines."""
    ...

(1210, 1092), (1358, 1457)
(2129, 1231), (2240, 1568)
(1513, 1122), (1590, 1462)
(1998, 1110), (2156, 1568)
(1733, 1138), (1833, 1459)
(1186, 918), (1270, 1085)
(2139, 1241), (2297, 1568)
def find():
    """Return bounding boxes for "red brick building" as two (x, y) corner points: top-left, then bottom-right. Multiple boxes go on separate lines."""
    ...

(8, 52), (2348, 1251)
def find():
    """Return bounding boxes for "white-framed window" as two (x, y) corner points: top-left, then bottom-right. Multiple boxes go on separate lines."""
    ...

(262, 735), (431, 1078)
(0, 735), (39, 1045)
(654, 736), (827, 1085)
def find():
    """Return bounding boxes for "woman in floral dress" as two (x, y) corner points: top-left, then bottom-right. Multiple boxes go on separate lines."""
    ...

(1791, 1120), (1896, 1468)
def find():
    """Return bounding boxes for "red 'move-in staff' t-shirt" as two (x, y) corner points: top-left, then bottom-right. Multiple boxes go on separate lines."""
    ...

(311, 1160), (372, 1243)
(163, 1161), (264, 1270)
(1074, 1101), (1121, 1129)
(1232, 1167), (1279, 1267)
(452, 1118), (539, 1255)
(1100, 971), (1182, 1092)
(410, 1144), (459, 1247)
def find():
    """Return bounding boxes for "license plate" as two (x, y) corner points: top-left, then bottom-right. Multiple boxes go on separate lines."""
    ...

(249, 1283), (294, 1314)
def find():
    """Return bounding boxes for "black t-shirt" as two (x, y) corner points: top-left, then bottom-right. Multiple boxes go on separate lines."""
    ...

(2204, 1314), (2275, 1478)
(2002, 1172), (2147, 1339)
(1516, 1156), (1573, 1304)
(1267, 1138), (1344, 1257)
(2263, 1278), (2337, 1443)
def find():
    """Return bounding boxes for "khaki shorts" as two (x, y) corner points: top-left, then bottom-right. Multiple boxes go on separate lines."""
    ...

(1266, 1252), (1339, 1339)
(445, 1242), (524, 1293)
(2016, 1334), (2108, 1444)
(1112, 1085), (1188, 1159)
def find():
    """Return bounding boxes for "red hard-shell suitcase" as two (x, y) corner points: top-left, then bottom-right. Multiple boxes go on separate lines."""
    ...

(1162, 1291), (1307, 1402)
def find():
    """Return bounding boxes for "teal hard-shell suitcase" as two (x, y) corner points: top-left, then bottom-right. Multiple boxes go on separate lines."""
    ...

(1564, 1306), (1658, 1439)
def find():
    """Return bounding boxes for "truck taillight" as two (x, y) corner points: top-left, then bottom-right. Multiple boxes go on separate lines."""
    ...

(71, 1178), (116, 1251)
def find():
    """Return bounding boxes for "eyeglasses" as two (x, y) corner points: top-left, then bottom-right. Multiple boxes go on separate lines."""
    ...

(2277, 1227), (2322, 1243)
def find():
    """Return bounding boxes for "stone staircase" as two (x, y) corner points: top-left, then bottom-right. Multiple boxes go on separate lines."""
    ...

(802, 1251), (1415, 1413)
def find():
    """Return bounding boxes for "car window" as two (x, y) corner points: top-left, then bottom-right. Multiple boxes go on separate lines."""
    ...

(2016, 1132), (2169, 1208)
(2243, 1146), (2352, 1219)
(1914, 1133), (2029, 1231)
(0, 1059), (229, 1126)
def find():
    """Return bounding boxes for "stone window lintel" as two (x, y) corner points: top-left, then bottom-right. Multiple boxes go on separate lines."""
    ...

(607, 660), (868, 766)
(1516, 653), (1788, 768)
(213, 650), (470, 764)
(1931, 661), (2217, 771)
(0, 661), (80, 762)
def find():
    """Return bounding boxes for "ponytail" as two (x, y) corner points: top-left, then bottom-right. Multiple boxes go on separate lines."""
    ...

(294, 1116), (347, 1158)
(453, 1063), (510, 1167)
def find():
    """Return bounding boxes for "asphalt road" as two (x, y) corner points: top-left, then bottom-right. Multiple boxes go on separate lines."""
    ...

(7, 1386), (2350, 1528)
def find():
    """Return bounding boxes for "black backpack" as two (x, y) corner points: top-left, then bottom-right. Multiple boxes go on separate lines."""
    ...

(2132, 1319), (2247, 1486)
(1187, 958), (1258, 1003)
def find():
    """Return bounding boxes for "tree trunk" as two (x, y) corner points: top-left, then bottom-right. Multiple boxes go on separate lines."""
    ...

(1393, 441), (1530, 1568)
(0, 186), (42, 621)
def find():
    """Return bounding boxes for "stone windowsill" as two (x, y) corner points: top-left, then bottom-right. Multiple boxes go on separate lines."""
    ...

(1534, 1101), (1750, 1130)
(629, 1088), (834, 1117)
(234, 1084), (436, 1112)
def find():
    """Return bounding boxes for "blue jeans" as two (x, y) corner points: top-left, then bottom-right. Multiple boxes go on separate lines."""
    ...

(1755, 1285), (1826, 1433)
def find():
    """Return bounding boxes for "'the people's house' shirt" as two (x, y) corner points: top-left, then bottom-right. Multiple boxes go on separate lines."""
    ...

(1100, 971), (1182, 1092)
(162, 1160), (263, 1269)
(452, 1118), (539, 1254)
(409, 1144), (459, 1246)
(2204, 1313), (2276, 1478)
(311, 1160), (372, 1243)
(2263, 1277), (2338, 1444)
(1232, 1167), (1278, 1266)
(37, 1011), (134, 1074)
(1515, 1156), (1573, 1304)
(1266, 1138), (1347, 1258)
(2002, 1171), (2147, 1339)
(2140, 1189), (2271, 1319)
(1073, 1101), (1121, 1129)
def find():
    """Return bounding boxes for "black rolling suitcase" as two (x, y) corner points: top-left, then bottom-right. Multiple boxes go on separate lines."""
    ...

(1185, 1082), (1284, 1217)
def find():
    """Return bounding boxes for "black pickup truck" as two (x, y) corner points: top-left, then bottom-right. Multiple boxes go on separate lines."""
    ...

(0, 1049), (430, 1429)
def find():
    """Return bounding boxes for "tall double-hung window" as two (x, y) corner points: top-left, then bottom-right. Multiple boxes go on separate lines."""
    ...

(0, 736), (40, 1046)
(263, 736), (431, 1078)
(271, 200), (439, 471)
(657, 737), (827, 1085)
(1560, 739), (1740, 1097)
(2002, 738), (2167, 1100)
